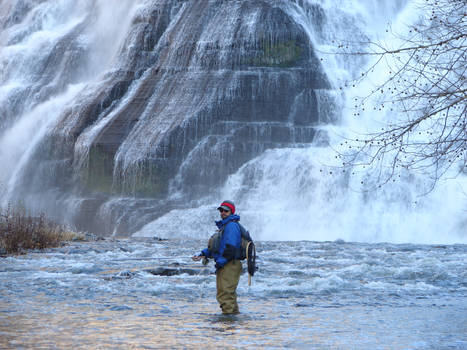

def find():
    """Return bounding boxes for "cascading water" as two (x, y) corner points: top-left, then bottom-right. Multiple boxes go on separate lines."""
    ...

(217, 0), (467, 244)
(0, 0), (465, 243)
(135, 0), (466, 244)
(0, 0), (142, 216)
(0, 0), (140, 194)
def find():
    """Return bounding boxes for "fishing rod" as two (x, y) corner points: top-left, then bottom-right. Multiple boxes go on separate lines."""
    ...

(108, 257), (181, 262)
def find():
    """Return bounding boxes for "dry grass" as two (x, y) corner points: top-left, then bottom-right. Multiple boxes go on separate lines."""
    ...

(0, 204), (80, 255)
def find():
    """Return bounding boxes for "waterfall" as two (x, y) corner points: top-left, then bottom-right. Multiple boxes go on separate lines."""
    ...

(134, 0), (466, 244)
(1, 0), (465, 243)
(221, 0), (466, 244)
(0, 0), (140, 206)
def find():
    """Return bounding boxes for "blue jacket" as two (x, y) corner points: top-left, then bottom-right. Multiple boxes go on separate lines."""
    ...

(201, 214), (242, 269)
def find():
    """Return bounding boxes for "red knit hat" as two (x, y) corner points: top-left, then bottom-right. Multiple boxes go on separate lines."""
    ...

(217, 200), (235, 214)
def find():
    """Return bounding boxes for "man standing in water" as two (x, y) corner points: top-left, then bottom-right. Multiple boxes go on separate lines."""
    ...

(192, 200), (242, 314)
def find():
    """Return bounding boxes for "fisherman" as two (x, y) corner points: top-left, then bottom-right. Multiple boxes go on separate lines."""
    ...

(192, 200), (243, 315)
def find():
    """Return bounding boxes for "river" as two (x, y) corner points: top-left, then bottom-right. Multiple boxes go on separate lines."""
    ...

(1, 238), (466, 349)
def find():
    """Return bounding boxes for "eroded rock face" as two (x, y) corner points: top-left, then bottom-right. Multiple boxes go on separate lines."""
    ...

(10, 0), (335, 235)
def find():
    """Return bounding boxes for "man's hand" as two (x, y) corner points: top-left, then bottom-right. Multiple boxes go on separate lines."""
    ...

(192, 255), (202, 261)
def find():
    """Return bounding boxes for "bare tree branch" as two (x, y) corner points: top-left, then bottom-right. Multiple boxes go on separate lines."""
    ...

(334, 0), (466, 190)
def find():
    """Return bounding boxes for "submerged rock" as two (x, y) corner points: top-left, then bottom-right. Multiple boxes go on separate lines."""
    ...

(145, 267), (211, 276)
(104, 270), (137, 281)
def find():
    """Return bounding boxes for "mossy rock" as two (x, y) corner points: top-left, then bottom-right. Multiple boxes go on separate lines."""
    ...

(118, 160), (170, 198)
(82, 146), (169, 198)
(132, 162), (169, 198)
(82, 146), (114, 194)
(249, 39), (304, 67)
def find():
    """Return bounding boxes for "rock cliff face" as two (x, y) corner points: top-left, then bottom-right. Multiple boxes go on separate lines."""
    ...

(5, 0), (336, 235)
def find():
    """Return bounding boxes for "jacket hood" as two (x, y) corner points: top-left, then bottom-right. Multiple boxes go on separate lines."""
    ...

(215, 214), (240, 228)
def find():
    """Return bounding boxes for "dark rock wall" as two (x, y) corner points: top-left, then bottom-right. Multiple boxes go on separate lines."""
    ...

(14, 0), (335, 234)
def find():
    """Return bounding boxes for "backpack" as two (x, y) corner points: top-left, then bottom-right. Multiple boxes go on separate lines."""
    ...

(237, 223), (253, 260)
(207, 222), (254, 261)
(206, 221), (257, 285)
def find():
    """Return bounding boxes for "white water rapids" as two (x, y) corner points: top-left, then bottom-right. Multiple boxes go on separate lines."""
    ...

(1, 238), (466, 349)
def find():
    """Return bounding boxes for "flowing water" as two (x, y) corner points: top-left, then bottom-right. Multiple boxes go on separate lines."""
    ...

(1, 238), (466, 349)
(1, 0), (466, 348)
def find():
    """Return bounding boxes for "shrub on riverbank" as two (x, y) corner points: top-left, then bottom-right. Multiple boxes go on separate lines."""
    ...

(0, 205), (80, 255)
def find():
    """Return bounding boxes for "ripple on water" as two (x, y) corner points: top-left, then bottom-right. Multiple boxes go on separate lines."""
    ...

(1, 239), (466, 349)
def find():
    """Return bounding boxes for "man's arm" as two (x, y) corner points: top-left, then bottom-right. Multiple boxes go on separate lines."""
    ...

(201, 248), (212, 258)
(192, 247), (212, 261)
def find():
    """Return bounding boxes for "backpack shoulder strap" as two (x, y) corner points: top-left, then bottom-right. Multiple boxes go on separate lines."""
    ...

(237, 222), (252, 242)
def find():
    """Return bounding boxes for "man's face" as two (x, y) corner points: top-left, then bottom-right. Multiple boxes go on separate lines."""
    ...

(219, 208), (231, 219)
